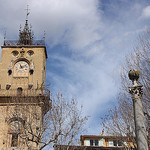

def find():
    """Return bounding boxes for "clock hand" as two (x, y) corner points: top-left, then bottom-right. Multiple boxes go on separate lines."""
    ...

(20, 64), (24, 68)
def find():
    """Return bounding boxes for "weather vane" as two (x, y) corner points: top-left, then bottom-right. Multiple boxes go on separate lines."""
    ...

(25, 5), (30, 20)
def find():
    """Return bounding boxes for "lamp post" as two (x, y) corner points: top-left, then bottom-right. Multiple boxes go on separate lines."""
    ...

(128, 70), (148, 150)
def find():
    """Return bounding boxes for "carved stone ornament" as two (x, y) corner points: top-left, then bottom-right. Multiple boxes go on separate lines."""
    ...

(20, 47), (25, 57)
(129, 85), (143, 98)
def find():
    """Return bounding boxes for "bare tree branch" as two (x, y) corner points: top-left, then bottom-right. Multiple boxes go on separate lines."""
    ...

(101, 30), (150, 149)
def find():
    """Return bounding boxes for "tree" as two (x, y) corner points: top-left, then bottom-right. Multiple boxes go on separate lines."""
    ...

(101, 31), (150, 149)
(41, 93), (88, 149)
(5, 89), (88, 150)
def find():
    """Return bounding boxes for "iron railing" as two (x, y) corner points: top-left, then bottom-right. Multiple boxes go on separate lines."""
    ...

(3, 40), (45, 46)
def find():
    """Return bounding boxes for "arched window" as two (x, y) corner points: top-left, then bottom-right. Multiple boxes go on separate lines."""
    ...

(7, 117), (25, 148)
(27, 50), (34, 56)
(9, 120), (22, 133)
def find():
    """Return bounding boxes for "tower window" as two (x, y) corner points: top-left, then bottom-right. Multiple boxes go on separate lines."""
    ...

(17, 87), (23, 95)
(8, 69), (12, 75)
(6, 84), (11, 90)
(27, 50), (34, 56)
(11, 134), (18, 147)
(12, 51), (19, 57)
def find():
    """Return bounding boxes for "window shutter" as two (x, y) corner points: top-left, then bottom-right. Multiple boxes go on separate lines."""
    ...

(85, 139), (90, 146)
(109, 140), (114, 146)
(123, 141), (127, 146)
(99, 138), (103, 146)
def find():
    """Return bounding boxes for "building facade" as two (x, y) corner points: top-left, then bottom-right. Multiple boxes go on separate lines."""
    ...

(54, 131), (135, 150)
(80, 132), (135, 149)
(0, 14), (49, 149)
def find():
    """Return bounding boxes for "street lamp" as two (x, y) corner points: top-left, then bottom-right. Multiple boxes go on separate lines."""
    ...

(128, 70), (148, 150)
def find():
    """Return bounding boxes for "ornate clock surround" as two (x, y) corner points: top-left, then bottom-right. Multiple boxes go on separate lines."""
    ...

(13, 58), (30, 78)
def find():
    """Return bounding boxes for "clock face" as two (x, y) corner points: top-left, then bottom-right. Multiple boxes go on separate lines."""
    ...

(14, 61), (29, 77)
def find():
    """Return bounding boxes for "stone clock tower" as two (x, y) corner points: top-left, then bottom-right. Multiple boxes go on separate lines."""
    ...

(0, 13), (49, 150)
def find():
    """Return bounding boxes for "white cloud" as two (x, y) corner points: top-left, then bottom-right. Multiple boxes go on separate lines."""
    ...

(29, 0), (102, 55)
(141, 5), (150, 19)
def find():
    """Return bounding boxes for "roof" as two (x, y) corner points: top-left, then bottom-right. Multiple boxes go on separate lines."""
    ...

(81, 135), (128, 140)
(54, 145), (126, 150)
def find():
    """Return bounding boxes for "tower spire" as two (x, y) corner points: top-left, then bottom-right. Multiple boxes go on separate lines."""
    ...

(18, 5), (33, 45)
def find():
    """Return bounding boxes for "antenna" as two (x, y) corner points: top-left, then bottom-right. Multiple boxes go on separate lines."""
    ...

(25, 5), (30, 20)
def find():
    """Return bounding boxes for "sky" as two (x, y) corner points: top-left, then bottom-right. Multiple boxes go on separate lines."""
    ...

(0, 0), (150, 138)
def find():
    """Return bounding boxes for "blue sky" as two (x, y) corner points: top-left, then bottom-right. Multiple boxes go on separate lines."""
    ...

(0, 0), (150, 136)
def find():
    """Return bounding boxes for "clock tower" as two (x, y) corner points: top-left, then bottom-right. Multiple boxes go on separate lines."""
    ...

(0, 12), (49, 150)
